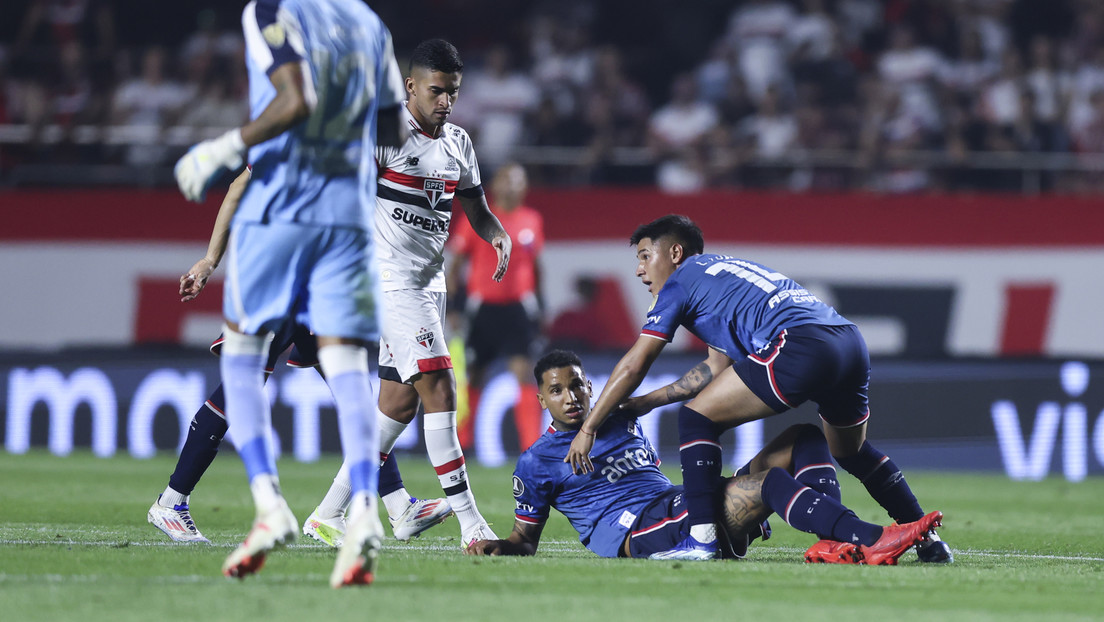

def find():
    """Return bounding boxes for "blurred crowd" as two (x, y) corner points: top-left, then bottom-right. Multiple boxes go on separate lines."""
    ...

(3, 0), (1104, 193)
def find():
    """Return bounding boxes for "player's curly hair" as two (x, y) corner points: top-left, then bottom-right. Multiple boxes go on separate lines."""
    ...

(409, 38), (463, 74)
(534, 349), (583, 386)
(629, 214), (704, 256)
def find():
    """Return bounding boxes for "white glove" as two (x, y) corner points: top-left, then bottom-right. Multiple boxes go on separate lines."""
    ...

(174, 129), (247, 202)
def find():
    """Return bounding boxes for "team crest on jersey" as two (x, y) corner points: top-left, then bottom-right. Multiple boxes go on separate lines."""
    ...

(415, 327), (435, 349)
(262, 23), (286, 47)
(512, 475), (525, 497)
(423, 179), (446, 208)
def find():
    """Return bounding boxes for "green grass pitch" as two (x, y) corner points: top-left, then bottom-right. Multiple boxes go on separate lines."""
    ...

(1, 450), (1102, 622)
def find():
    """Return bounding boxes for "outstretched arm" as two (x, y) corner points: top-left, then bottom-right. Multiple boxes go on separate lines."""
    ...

(464, 518), (544, 556)
(179, 168), (252, 302)
(457, 193), (511, 282)
(564, 335), (666, 474)
(618, 347), (733, 416)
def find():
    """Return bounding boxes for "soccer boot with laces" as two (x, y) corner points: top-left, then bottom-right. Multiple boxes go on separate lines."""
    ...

(390, 497), (453, 541)
(915, 529), (954, 563)
(330, 506), (384, 588)
(302, 508), (346, 547)
(148, 495), (210, 544)
(804, 539), (862, 564)
(859, 510), (943, 566)
(648, 535), (718, 561)
(222, 498), (298, 579)
(461, 521), (498, 551)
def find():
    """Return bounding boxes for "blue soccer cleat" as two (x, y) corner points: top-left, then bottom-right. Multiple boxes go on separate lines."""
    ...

(915, 529), (954, 563)
(649, 535), (718, 561)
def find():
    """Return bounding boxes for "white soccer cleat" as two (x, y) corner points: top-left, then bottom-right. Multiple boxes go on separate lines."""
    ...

(302, 508), (347, 548)
(330, 508), (384, 588)
(461, 521), (498, 551)
(222, 499), (298, 579)
(390, 498), (454, 541)
(147, 496), (210, 544)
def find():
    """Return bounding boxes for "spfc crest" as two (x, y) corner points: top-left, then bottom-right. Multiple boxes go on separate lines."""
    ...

(416, 327), (435, 349)
(423, 179), (446, 208)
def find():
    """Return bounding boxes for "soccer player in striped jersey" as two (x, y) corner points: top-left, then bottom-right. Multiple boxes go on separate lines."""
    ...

(466, 350), (942, 564)
(305, 38), (511, 550)
(564, 215), (951, 563)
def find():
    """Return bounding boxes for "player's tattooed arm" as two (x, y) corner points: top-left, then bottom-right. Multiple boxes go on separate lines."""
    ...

(465, 519), (543, 556)
(721, 470), (770, 537)
(617, 347), (733, 417)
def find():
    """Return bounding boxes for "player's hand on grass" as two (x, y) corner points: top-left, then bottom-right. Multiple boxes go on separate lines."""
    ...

(174, 129), (247, 202)
(179, 258), (217, 302)
(491, 233), (512, 282)
(465, 539), (499, 556)
(565, 430), (595, 474)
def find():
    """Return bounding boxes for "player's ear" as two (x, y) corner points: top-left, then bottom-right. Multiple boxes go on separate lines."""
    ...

(585, 379), (593, 396)
(536, 390), (548, 410)
(405, 76), (416, 96)
(669, 242), (685, 264)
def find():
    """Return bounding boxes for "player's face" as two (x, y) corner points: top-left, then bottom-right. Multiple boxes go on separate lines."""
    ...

(635, 237), (679, 296)
(406, 66), (461, 134)
(537, 365), (593, 432)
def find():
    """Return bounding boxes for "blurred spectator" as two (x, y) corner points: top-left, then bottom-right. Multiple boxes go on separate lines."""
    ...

(110, 46), (190, 166)
(178, 59), (248, 131)
(980, 49), (1027, 127)
(725, 0), (796, 103)
(455, 45), (539, 174)
(731, 83), (799, 187)
(878, 25), (946, 132)
(646, 74), (719, 193)
(940, 28), (1000, 101)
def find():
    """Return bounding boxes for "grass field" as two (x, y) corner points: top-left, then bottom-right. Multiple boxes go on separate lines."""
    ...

(1, 450), (1102, 622)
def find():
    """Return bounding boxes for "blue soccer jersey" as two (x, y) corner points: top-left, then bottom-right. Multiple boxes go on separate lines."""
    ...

(236, 0), (404, 230)
(642, 254), (852, 357)
(512, 414), (673, 558)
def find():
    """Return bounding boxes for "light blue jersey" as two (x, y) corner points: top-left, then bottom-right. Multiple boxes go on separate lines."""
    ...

(224, 0), (402, 337)
(236, 0), (404, 230)
(512, 414), (671, 558)
(642, 254), (852, 358)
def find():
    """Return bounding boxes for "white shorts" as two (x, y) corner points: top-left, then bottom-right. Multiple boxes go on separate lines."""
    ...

(378, 289), (452, 383)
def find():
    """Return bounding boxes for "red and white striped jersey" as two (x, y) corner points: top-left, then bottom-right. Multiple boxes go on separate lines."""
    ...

(374, 104), (482, 292)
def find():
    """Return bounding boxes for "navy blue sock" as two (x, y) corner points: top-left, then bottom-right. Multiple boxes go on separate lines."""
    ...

(678, 406), (723, 533)
(168, 387), (228, 496)
(836, 440), (924, 523)
(761, 467), (882, 545)
(378, 452), (405, 498)
(792, 426), (841, 501)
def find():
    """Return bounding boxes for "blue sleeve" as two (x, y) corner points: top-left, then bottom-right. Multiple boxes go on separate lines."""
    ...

(512, 455), (552, 526)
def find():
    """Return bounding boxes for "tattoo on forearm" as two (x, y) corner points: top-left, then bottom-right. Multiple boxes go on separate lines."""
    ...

(666, 362), (713, 402)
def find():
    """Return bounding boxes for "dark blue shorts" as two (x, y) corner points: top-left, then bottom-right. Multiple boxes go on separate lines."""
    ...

(626, 486), (688, 558)
(210, 322), (318, 371)
(732, 323), (870, 428)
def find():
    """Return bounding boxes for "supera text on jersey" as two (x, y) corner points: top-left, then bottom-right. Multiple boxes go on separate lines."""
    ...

(390, 206), (449, 232)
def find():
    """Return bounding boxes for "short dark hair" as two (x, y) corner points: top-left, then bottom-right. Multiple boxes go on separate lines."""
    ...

(409, 38), (463, 74)
(629, 214), (704, 256)
(534, 349), (584, 386)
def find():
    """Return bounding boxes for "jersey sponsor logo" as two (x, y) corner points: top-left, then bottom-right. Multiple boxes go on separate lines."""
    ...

(389, 206), (449, 232)
(405, 156), (419, 167)
(515, 501), (534, 513)
(443, 156), (459, 172)
(767, 288), (821, 309)
(646, 314), (662, 325)
(416, 327), (435, 349)
(424, 179), (446, 208)
(600, 447), (657, 484)
(512, 475), (525, 497)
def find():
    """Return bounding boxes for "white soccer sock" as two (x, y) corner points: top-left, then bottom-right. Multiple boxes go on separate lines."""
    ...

(160, 487), (186, 508)
(249, 473), (284, 515)
(691, 523), (717, 544)
(318, 345), (378, 497)
(382, 489), (413, 520)
(378, 414), (409, 457)
(315, 461), (352, 520)
(423, 410), (481, 532)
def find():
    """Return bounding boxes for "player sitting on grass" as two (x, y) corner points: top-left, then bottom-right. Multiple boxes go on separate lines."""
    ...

(465, 350), (943, 564)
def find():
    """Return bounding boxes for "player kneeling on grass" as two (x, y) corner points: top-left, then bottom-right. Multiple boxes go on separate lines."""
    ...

(465, 350), (943, 564)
